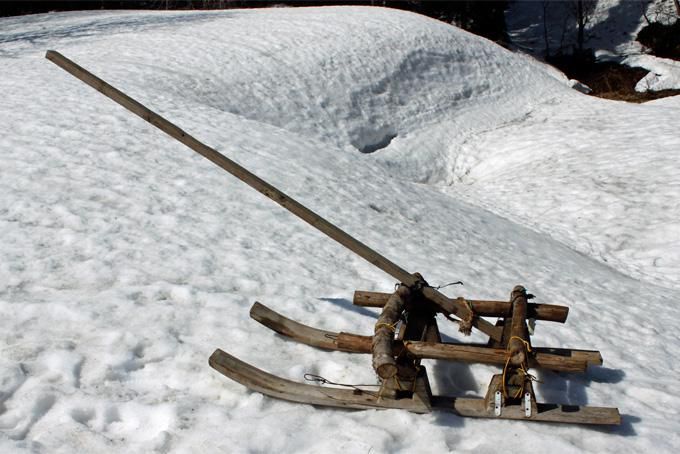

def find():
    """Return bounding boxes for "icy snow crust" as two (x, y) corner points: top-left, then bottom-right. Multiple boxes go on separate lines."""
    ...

(1, 6), (679, 453)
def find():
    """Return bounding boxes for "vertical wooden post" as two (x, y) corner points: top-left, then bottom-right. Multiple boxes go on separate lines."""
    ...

(503, 285), (534, 403)
(507, 285), (529, 366)
(372, 285), (410, 379)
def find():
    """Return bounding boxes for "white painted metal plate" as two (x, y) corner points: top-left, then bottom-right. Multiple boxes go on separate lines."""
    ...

(392, 321), (402, 339)
(494, 391), (502, 416)
(524, 392), (532, 417)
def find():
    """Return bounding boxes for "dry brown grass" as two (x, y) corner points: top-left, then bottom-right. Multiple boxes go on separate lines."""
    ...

(549, 56), (680, 103)
(596, 88), (680, 103)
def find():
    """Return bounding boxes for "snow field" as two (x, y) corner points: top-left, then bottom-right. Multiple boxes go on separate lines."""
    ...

(1, 6), (679, 453)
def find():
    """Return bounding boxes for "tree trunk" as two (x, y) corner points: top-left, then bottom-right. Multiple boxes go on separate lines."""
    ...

(542, 1), (551, 58)
(577, 0), (585, 53)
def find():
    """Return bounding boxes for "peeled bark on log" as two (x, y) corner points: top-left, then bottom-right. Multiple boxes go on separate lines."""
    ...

(353, 290), (569, 323)
(337, 335), (592, 372)
(507, 285), (529, 366)
(527, 303), (568, 323)
(372, 285), (410, 378)
(405, 342), (589, 372)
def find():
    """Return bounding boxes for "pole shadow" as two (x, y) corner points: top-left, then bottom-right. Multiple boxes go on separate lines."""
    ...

(318, 297), (379, 319)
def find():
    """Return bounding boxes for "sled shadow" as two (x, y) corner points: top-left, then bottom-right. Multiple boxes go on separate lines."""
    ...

(429, 359), (480, 396)
(536, 366), (625, 408)
(427, 360), (475, 428)
(318, 297), (379, 319)
(590, 413), (640, 436)
(535, 366), (635, 434)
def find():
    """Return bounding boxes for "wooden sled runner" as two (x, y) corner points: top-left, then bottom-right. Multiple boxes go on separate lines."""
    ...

(210, 349), (619, 424)
(46, 51), (622, 426)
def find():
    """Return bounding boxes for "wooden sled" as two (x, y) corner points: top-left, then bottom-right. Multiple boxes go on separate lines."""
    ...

(210, 289), (620, 425)
(47, 51), (622, 427)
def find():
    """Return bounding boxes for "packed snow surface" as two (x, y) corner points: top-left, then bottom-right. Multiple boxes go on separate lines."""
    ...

(1, 6), (679, 453)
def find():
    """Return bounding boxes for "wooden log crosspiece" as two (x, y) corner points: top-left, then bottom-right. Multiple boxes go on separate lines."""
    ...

(250, 302), (601, 373)
(45, 50), (502, 343)
(353, 290), (569, 323)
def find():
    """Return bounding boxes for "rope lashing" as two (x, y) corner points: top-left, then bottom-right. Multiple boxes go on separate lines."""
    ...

(501, 357), (541, 399)
(374, 322), (397, 333)
(508, 335), (532, 353)
(457, 299), (476, 336)
(410, 278), (463, 291)
(501, 336), (539, 399)
(393, 272), (431, 293)
(304, 373), (381, 398)
(432, 281), (464, 290)
(439, 299), (476, 336)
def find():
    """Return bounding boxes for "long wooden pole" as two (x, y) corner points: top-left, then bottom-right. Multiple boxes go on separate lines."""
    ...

(45, 50), (502, 341)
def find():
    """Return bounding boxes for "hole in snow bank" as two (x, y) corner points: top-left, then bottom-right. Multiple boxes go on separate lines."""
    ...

(350, 125), (397, 154)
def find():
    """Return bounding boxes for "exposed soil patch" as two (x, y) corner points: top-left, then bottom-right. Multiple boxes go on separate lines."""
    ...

(548, 54), (680, 103)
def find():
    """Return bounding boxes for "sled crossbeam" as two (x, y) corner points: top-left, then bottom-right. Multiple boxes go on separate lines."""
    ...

(353, 290), (569, 323)
(250, 302), (600, 372)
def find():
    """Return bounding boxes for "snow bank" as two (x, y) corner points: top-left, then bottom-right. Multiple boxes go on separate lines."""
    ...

(1, 6), (679, 453)
(431, 93), (680, 291)
(625, 53), (680, 91)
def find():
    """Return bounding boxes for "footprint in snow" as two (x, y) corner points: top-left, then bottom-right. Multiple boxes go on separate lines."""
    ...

(0, 393), (56, 441)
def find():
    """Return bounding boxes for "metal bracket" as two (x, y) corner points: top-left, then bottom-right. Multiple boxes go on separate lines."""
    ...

(524, 392), (532, 417)
(494, 391), (502, 416)
(527, 318), (536, 335)
(392, 320), (402, 340)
